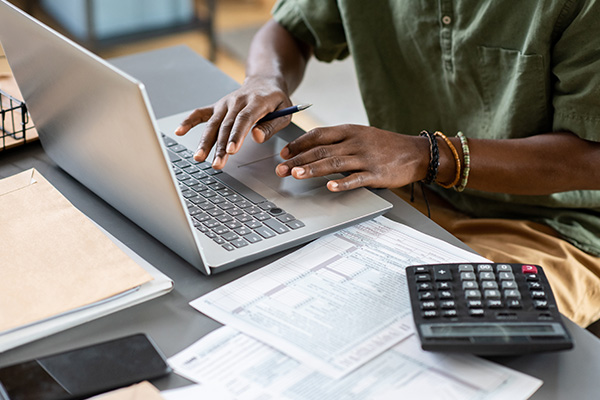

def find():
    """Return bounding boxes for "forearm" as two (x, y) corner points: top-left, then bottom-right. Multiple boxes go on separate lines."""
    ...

(245, 19), (312, 96)
(436, 132), (600, 195)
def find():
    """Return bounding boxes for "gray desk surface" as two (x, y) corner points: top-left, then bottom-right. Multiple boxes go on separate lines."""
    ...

(1, 46), (599, 399)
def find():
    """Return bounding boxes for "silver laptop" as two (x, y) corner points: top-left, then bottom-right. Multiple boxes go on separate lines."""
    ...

(0, 1), (391, 274)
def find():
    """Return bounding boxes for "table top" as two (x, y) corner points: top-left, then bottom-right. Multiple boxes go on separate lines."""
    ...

(1, 45), (598, 399)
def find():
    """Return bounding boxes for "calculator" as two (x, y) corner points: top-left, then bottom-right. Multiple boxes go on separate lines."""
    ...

(406, 263), (573, 355)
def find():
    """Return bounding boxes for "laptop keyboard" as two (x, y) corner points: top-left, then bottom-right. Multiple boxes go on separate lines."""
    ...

(162, 134), (305, 252)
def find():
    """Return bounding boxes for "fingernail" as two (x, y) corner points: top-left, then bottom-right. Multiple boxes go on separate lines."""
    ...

(174, 125), (187, 135)
(194, 149), (205, 161)
(212, 156), (222, 168)
(293, 167), (305, 177)
(276, 164), (289, 176)
(329, 181), (339, 191)
(280, 147), (290, 159)
(226, 142), (236, 154)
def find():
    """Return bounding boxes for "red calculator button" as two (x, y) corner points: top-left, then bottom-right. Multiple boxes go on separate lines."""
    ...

(522, 265), (538, 274)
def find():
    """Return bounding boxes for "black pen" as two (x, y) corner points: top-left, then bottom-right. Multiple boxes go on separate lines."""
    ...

(257, 104), (312, 124)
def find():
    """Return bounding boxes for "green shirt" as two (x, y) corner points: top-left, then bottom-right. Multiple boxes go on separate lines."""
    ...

(272, 0), (600, 256)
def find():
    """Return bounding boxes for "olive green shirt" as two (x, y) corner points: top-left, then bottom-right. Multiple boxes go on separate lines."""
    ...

(272, 0), (600, 256)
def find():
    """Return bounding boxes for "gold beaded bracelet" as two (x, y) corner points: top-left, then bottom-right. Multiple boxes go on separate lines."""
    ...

(433, 131), (461, 189)
(454, 131), (470, 192)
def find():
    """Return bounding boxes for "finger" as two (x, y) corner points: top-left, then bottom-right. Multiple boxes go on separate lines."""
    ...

(252, 113), (292, 143)
(327, 172), (372, 192)
(211, 108), (242, 168)
(175, 106), (214, 136)
(226, 105), (268, 154)
(194, 109), (226, 161)
(280, 127), (346, 160)
(286, 154), (363, 179)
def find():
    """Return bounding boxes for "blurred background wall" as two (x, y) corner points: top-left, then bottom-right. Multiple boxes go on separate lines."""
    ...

(2, 0), (366, 132)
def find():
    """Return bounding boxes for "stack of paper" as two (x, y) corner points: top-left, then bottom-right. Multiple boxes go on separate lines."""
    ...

(169, 217), (543, 399)
(0, 169), (173, 352)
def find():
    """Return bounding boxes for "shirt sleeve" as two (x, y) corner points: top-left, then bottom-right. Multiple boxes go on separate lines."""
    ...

(271, 0), (349, 62)
(551, 0), (600, 141)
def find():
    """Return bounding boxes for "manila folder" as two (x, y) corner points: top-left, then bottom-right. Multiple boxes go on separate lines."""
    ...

(0, 168), (153, 334)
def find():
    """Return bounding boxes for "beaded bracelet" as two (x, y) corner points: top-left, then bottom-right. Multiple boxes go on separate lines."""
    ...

(454, 131), (471, 192)
(433, 131), (461, 189)
(419, 130), (439, 184)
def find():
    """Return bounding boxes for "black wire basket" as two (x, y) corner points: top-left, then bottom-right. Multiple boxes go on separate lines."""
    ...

(1, 88), (32, 151)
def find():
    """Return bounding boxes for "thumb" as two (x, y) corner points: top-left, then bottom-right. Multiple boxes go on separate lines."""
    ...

(252, 115), (292, 143)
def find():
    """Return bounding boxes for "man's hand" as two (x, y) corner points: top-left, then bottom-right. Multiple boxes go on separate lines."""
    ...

(174, 76), (293, 169)
(276, 124), (431, 191)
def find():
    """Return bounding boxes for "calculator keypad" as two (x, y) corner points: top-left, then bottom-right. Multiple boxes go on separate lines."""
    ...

(406, 263), (573, 355)
(410, 263), (553, 320)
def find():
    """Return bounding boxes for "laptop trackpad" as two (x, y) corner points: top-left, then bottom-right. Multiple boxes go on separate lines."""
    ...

(236, 154), (329, 197)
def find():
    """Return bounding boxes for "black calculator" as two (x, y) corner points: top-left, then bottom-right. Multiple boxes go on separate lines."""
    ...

(406, 263), (573, 355)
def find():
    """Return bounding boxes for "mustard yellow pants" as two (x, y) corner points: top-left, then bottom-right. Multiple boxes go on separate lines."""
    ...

(393, 186), (600, 328)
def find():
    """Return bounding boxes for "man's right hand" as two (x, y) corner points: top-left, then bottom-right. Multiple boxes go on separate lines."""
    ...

(174, 75), (293, 169)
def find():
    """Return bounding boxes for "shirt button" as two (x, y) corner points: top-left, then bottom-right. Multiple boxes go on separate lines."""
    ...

(442, 15), (452, 25)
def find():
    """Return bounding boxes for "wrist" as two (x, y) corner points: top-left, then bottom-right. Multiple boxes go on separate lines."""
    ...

(244, 74), (289, 95)
(435, 134), (462, 188)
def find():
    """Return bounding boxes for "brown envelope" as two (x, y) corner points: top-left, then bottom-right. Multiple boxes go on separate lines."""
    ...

(0, 168), (153, 333)
(86, 381), (164, 400)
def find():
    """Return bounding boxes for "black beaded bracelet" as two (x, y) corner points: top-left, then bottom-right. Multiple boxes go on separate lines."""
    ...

(420, 130), (439, 184)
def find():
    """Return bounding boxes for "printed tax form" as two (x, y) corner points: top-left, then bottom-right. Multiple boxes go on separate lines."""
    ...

(190, 216), (493, 378)
(169, 326), (542, 400)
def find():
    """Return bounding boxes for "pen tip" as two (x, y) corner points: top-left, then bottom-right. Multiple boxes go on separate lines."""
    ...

(298, 104), (312, 110)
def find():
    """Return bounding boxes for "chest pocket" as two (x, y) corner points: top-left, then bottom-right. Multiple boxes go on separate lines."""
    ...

(477, 46), (550, 139)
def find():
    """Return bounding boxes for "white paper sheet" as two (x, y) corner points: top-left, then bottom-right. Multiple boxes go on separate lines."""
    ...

(190, 216), (489, 378)
(168, 326), (542, 400)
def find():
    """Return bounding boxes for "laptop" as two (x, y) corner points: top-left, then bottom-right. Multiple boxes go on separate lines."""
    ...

(0, 1), (391, 274)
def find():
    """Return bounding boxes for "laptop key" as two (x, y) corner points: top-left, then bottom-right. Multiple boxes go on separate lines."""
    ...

(254, 226), (277, 239)
(222, 231), (239, 241)
(222, 243), (235, 251)
(167, 149), (181, 162)
(264, 218), (290, 234)
(216, 172), (267, 204)
(163, 136), (177, 147)
(277, 213), (296, 223)
(244, 232), (263, 243)
(286, 220), (305, 230)
(231, 238), (249, 248)
(170, 144), (187, 153)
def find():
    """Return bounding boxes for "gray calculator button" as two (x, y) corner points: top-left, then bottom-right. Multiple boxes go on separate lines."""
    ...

(482, 281), (498, 290)
(499, 272), (515, 281)
(462, 281), (478, 290)
(422, 310), (438, 318)
(443, 309), (458, 317)
(419, 292), (435, 300)
(439, 290), (453, 299)
(484, 290), (501, 299)
(477, 264), (494, 272)
(487, 299), (503, 308)
(501, 281), (518, 290)
(469, 309), (485, 317)
(421, 301), (437, 310)
(479, 272), (495, 280)
(458, 264), (474, 272)
(534, 300), (549, 309)
(465, 290), (482, 299)
(460, 272), (476, 281)
(496, 264), (512, 272)
(440, 300), (456, 309)
(531, 291), (547, 299)
(434, 267), (452, 281)
(468, 300), (483, 308)
(504, 289), (521, 299)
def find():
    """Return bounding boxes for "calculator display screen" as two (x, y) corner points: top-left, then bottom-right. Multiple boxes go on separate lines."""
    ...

(425, 323), (561, 337)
